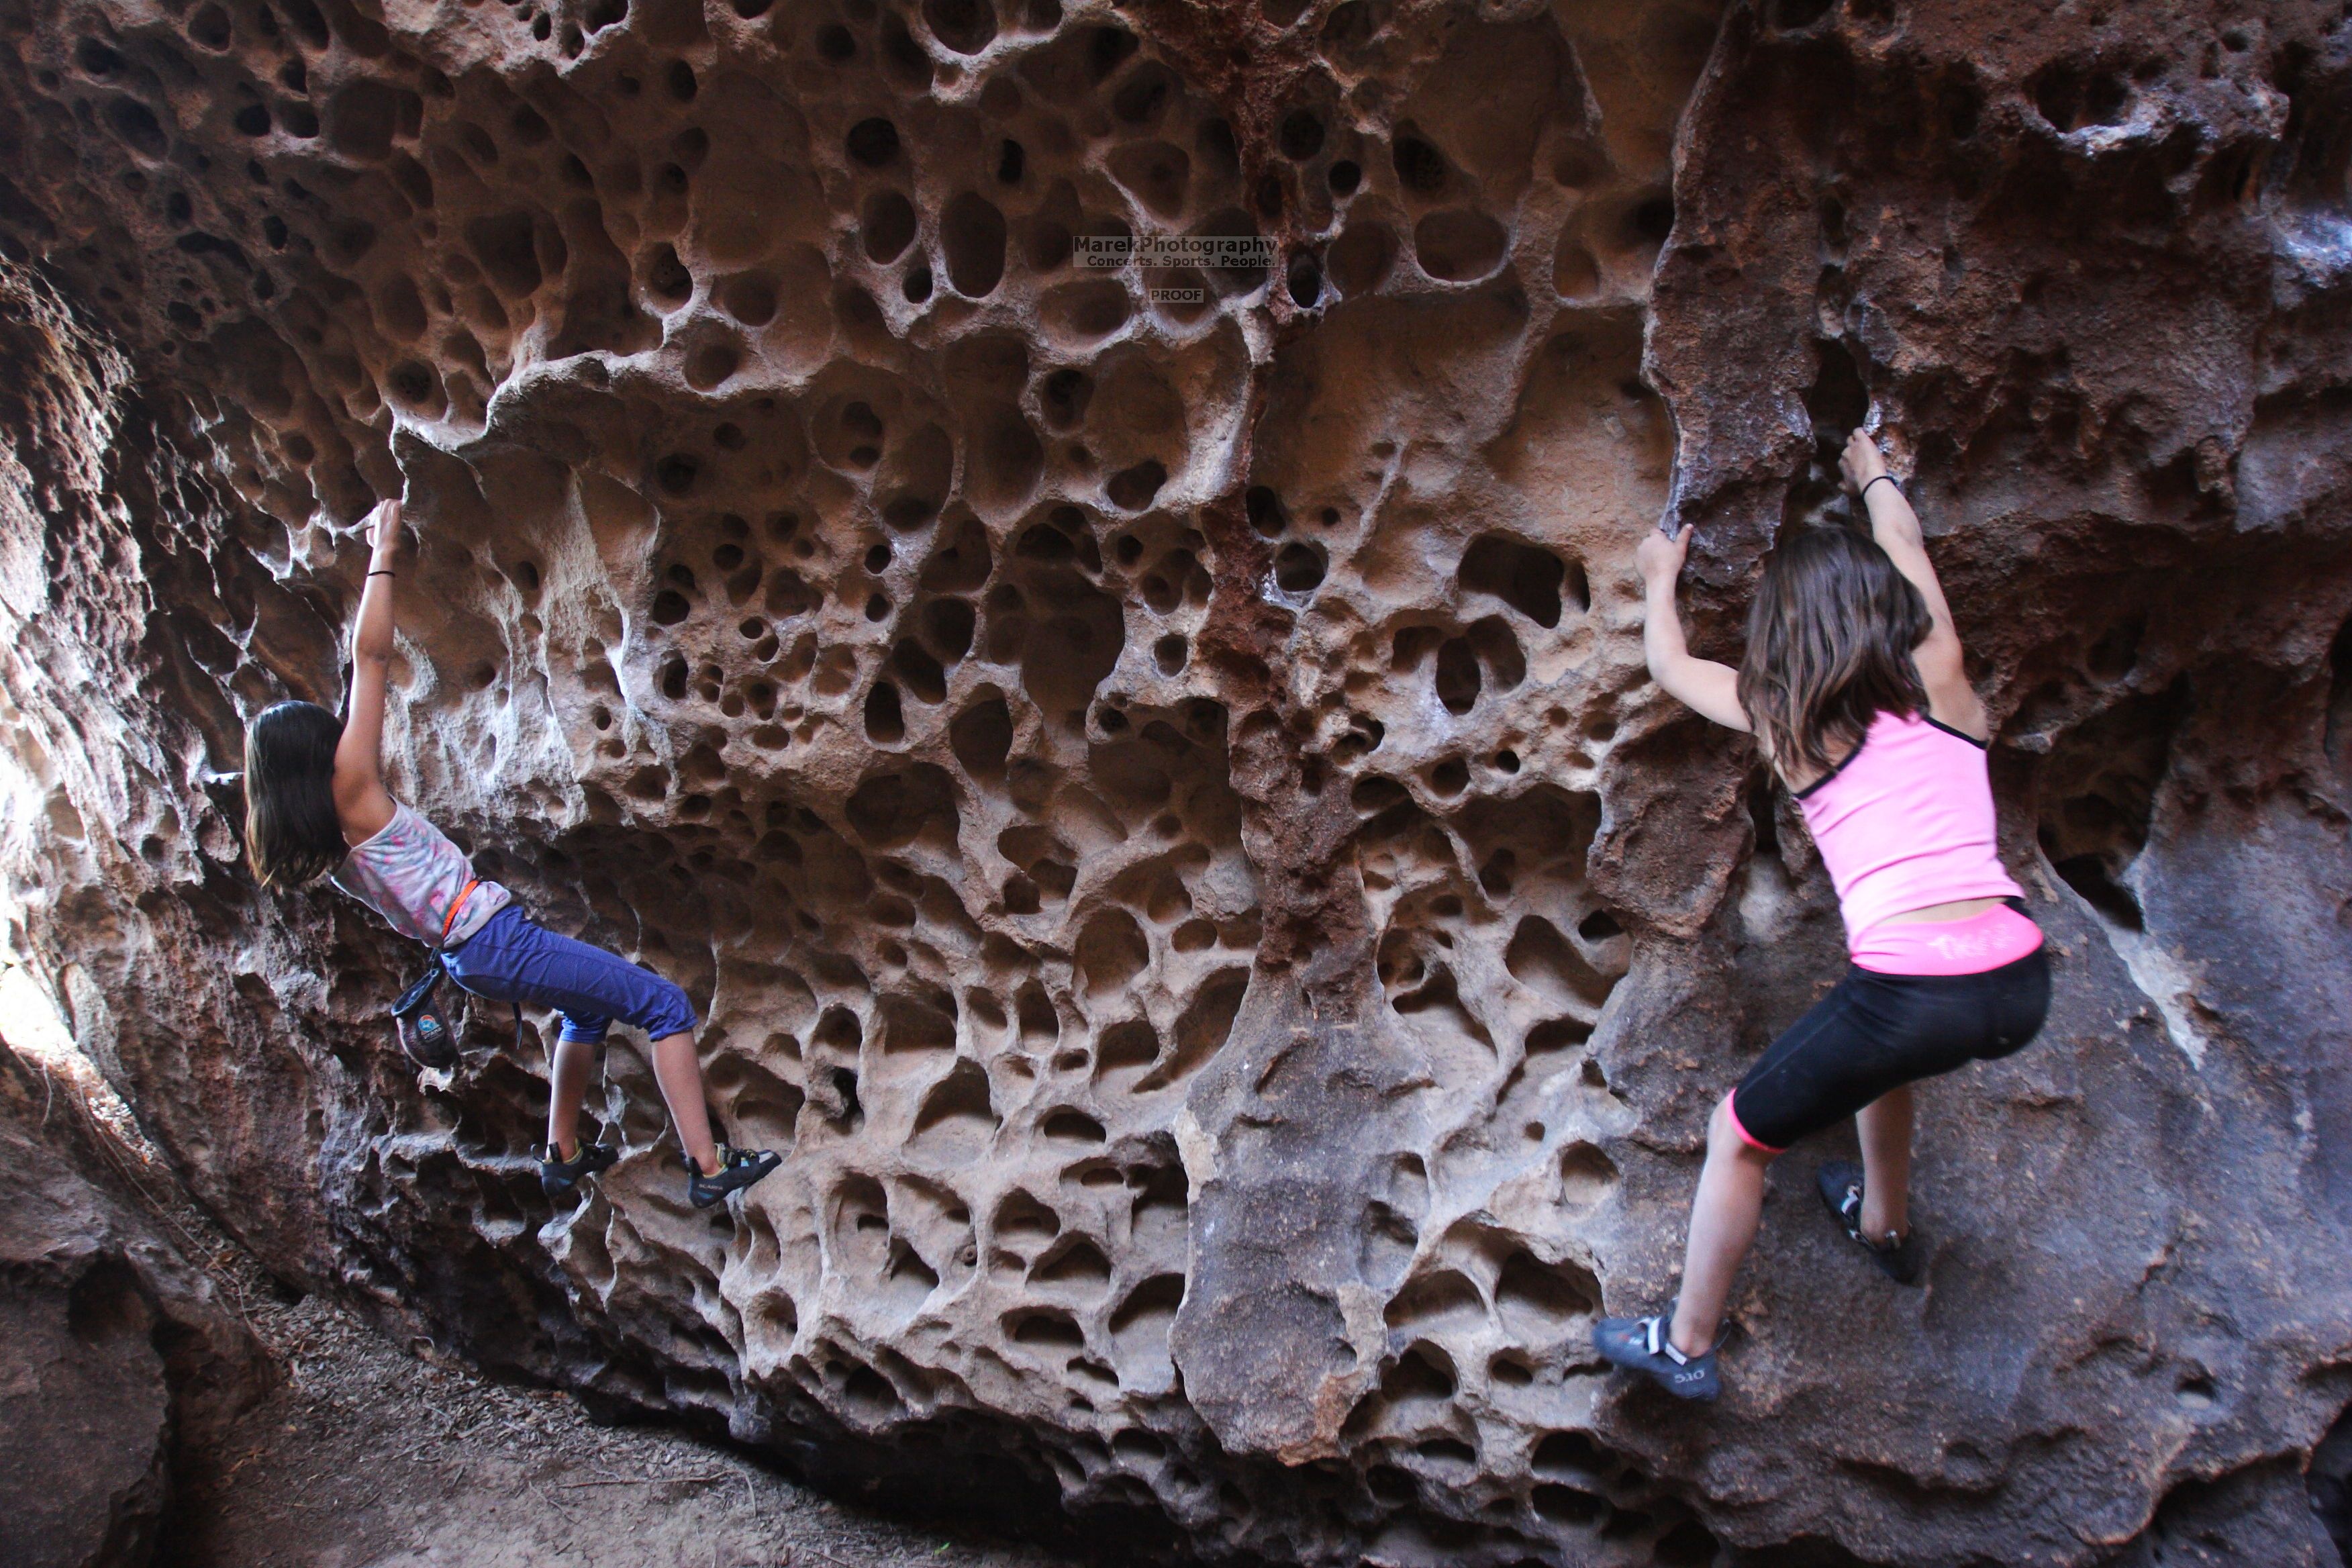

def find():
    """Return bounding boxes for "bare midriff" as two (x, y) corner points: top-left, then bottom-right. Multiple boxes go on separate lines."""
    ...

(1877, 895), (2007, 926)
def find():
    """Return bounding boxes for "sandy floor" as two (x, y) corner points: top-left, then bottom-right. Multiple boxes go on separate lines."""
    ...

(0, 1039), (1080, 1568)
(155, 1253), (1081, 1568)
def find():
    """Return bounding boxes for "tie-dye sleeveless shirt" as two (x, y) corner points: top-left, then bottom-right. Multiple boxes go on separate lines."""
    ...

(330, 801), (511, 946)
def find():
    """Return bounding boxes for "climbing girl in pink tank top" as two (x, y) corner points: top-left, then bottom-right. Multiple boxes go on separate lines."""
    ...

(1594, 430), (2051, 1402)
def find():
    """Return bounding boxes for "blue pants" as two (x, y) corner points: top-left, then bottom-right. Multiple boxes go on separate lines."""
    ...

(443, 905), (698, 1045)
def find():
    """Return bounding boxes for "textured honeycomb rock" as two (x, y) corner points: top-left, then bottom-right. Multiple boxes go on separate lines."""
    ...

(3, 0), (2352, 1562)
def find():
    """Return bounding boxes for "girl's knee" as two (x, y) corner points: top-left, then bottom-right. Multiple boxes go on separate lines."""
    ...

(643, 977), (697, 1041)
(1711, 1095), (1778, 1165)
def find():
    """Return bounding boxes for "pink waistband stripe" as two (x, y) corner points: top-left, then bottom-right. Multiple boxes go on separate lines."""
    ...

(1722, 1091), (1785, 1155)
(1850, 904), (2043, 977)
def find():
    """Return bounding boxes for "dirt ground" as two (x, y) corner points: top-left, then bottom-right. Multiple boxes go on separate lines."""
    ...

(154, 1248), (1084, 1568)
(2, 1036), (1081, 1568)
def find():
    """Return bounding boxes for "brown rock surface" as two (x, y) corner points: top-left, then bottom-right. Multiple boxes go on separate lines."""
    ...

(0, 1048), (270, 1568)
(1, 0), (2351, 1563)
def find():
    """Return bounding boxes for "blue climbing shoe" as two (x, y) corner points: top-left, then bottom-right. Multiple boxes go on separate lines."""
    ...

(1594, 1310), (1720, 1401)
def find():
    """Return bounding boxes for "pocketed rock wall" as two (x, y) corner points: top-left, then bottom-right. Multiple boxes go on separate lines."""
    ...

(1, 0), (2351, 1561)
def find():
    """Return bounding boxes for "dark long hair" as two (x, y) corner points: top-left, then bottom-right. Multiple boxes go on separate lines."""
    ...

(244, 700), (349, 887)
(1736, 524), (1933, 779)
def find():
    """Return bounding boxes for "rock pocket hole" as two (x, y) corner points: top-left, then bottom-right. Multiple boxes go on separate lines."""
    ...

(1274, 541), (1326, 593)
(718, 271), (777, 325)
(1030, 1236), (1113, 1295)
(1414, 209), (1509, 282)
(1526, 1018), (1593, 1063)
(846, 116), (900, 166)
(922, 597), (975, 660)
(1287, 252), (1322, 307)
(1494, 1250), (1598, 1338)
(861, 190), (917, 262)
(865, 681), (905, 744)
(950, 693), (1012, 782)
(1391, 134), (1447, 195)
(1006, 1308), (1085, 1349)
(1040, 367), (1093, 430)
(685, 341), (740, 390)
(1558, 1143), (1618, 1208)
(1767, 0), (1832, 28)
(647, 243), (691, 305)
(1245, 485), (1288, 537)
(1533, 1484), (1607, 1526)
(1415, 1438), (1476, 1475)
(1628, 195), (1675, 250)
(1041, 1108), (1107, 1144)
(1108, 1273), (1184, 1361)
(189, 3), (234, 46)
(941, 191), (1007, 297)
(891, 639), (946, 704)
(1435, 638), (1481, 714)
(1106, 459), (1167, 511)
(1459, 534), (1570, 626)
(923, 0), (997, 54)
(1278, 106), (1326, 161)
(911, 1060), (998, 1153)
(2030, 61), (2131, 132)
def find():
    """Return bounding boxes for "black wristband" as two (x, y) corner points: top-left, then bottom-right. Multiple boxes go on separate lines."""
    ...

(367, 570), (396, 578)
(1861, 473), (1900, 500)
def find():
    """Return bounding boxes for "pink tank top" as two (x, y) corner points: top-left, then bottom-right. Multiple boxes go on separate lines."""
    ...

(1793, 709), (2025, 952)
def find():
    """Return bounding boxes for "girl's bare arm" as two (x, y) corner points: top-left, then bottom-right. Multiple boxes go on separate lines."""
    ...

(1639, 524), (1752, 732)
(1841, 431), (1986, 738)
(332, 499), (402, 844)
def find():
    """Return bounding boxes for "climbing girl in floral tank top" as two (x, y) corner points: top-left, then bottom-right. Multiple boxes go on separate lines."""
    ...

(241, 499), (781, 1213)
(1594, 430), (2051, 1402)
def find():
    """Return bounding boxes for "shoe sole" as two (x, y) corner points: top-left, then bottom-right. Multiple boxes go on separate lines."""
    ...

(542, 1150), (616, 1199)
(1594, 1327), (1719, 1401)
(690, 1157), (781, 1209)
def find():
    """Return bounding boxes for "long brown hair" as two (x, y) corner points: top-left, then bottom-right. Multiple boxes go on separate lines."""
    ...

(1736, 524), (1932, 779)
(244, 699), (349, 887)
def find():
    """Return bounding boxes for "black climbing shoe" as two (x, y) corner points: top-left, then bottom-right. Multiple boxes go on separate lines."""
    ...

(685, 1144), (782, 1209)
(1818, 1160), (1924, 1285)
(1594, 1310), (1720, 1402)
(540, 1141), (619, 1198)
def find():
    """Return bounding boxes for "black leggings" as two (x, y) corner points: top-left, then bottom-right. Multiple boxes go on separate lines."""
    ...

(1726, 948), (2052, 1153)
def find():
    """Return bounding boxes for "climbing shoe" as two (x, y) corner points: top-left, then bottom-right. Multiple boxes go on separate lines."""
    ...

(685, 1144), (782, 1209)
(540, 1141), (619, 1198)
(1593, 1309), (1720, 1402)
(1818, 1160), (1924, 1285)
